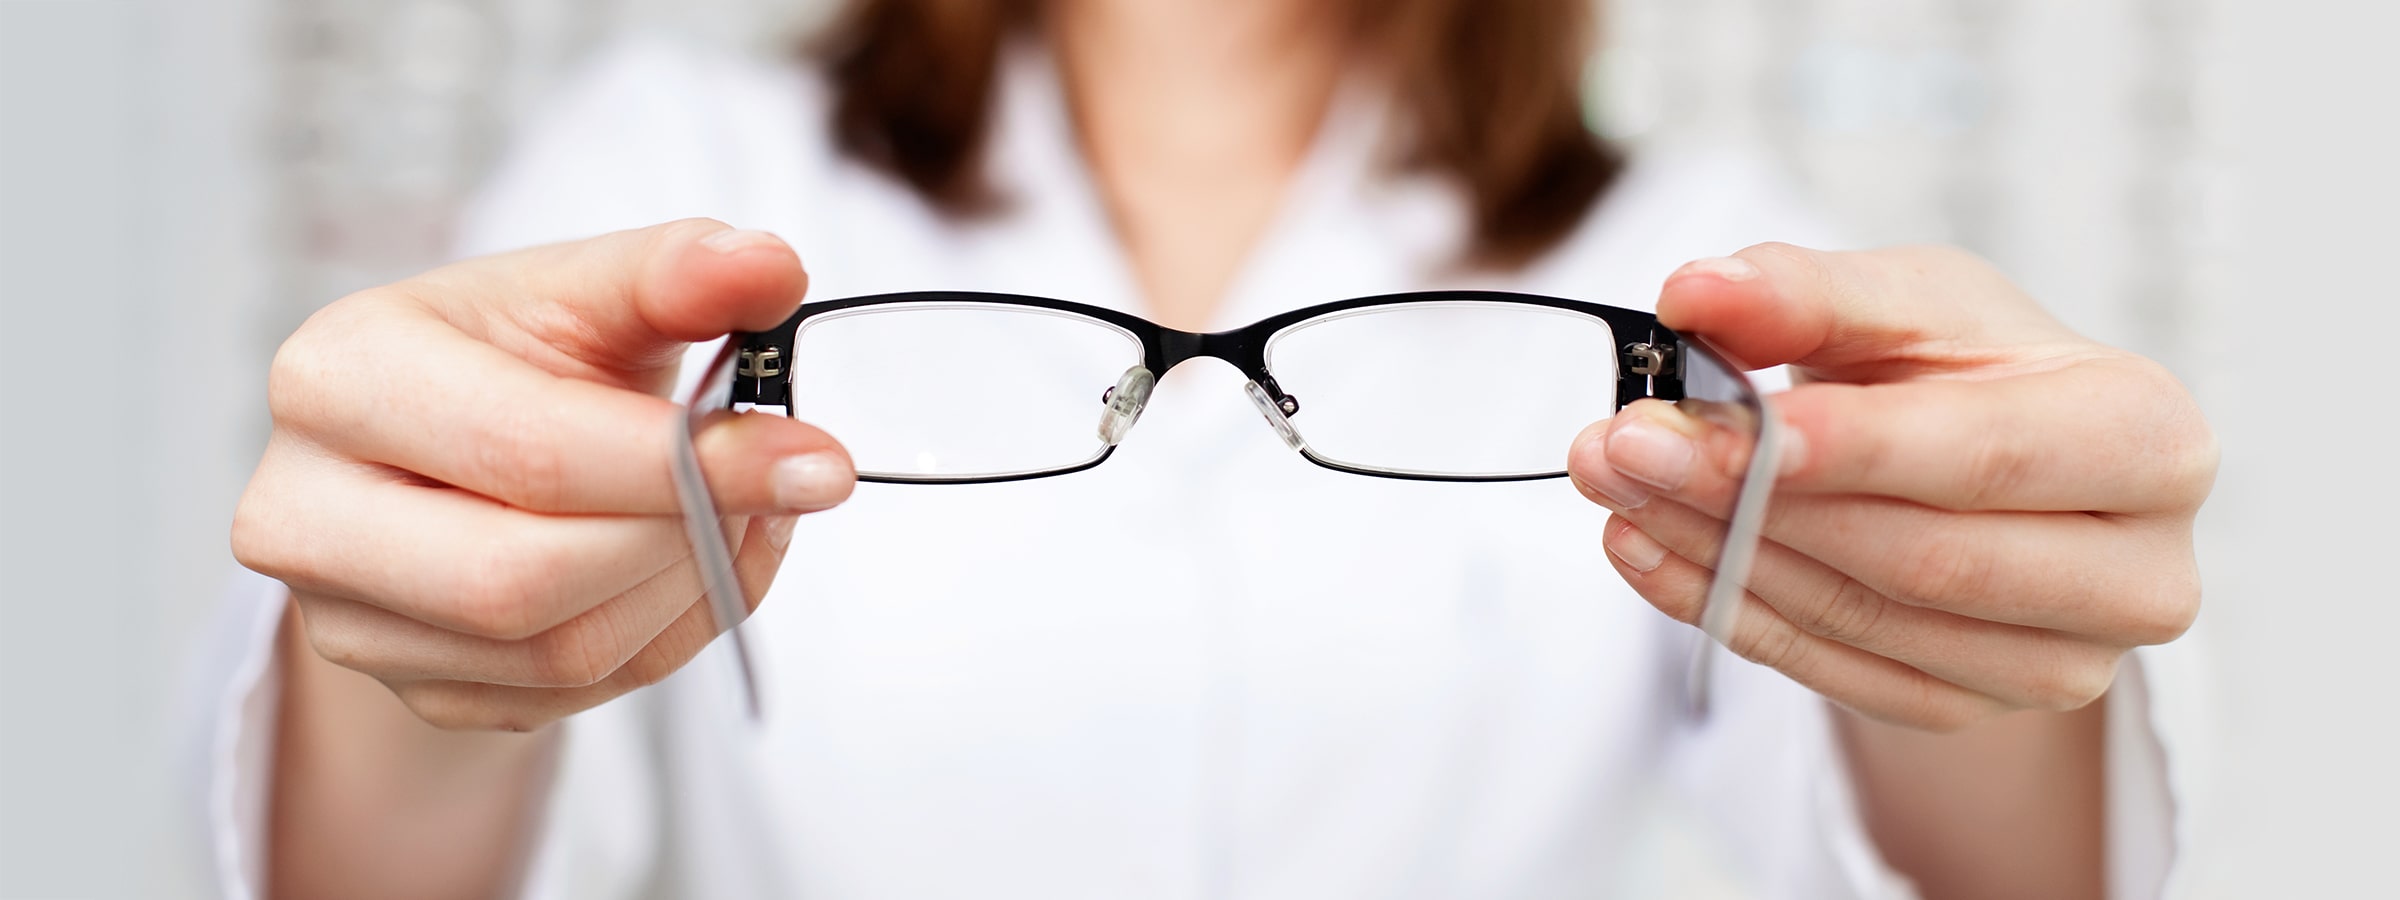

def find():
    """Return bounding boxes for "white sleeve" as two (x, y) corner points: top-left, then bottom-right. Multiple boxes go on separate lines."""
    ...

(184, 568), (289, 900)
(2112, 640), (2209, 899)
(187, 40), (765, 900)
(1664, 638), (2199, 899)
(184, 571), (668, 900)
(1662, 641), (1918, 899)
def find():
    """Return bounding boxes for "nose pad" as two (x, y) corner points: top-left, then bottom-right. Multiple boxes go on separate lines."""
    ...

(1243, 380), (1308, 451)
(1097, 365), (1155, 446)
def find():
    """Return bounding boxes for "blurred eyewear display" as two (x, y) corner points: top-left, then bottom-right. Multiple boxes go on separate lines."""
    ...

(670, 290), (1781, 718)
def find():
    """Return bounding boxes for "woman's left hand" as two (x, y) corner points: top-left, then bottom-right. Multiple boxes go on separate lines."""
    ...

(1569, 243), (2217, 730)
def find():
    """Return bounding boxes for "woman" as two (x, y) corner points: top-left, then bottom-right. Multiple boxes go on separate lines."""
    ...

(216, 0), (2214, 897)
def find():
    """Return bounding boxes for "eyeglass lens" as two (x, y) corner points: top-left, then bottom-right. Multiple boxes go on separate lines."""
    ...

(784, 303), (1144, 481)
(1264, 301), (1618, 478)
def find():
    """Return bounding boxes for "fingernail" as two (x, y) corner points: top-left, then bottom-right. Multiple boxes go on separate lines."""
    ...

(1607, 521), (1669, 573)
(700, 228), (784, 255)
(762, 515), (798, 553)
(1672, 256), (1760, 282)
(771, 452), (851, 512)
(1609, 416), (1695, 491)
(1571, 430), (1651, 509)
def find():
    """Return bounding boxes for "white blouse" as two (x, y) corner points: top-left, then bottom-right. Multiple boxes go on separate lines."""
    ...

(194, 41), (2195, 899)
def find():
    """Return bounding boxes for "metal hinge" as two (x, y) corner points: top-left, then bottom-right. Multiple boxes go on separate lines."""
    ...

(1623, 342), (1676, 377)
(737, 347), (783, 379)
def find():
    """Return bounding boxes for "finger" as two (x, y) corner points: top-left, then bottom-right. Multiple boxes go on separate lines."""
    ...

(1566, 399), (1763, 516)
(288, 518), (760, 687)
(412, 218), (809, 376)
(1607, 505), (2124, 711)
(242, 440), (701, 639)
(1601, 518), (2010, 731)
(1572, 421), (2201, 643)
(1654, 243), (2082, 379)
(1773, 361), (2218, 514)
(1758, 496), (2201, 646)
(390, 511), (795, 731)
(277, 304), (855, 515)
(1573, 376), (2209, 516)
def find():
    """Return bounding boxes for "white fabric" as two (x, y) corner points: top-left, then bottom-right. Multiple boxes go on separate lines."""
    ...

(192, 40), (2191, 899)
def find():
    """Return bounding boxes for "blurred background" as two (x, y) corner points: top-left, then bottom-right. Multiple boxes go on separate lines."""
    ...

(1, 0), (2391, 897)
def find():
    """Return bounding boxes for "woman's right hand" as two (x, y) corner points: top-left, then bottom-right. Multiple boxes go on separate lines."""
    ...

(233, 218), (855, 732)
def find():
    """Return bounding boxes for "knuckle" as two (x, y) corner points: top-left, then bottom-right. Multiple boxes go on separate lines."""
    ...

(525, 613), (631, 689)
(2024, 654), (2121, 712)
(392, 683), (482, 731)
(1802, 577), (1891, 645)
(613, 617), (713, 692)
(634, 218), (744, 274)
(444, 540), (554, 639)
(616, 637), (697, 691)
(2168, 433), (2222, 508)
(1753, 493), (1804, 545)
(2123, 563), (2203, 646)
(264, 295), (388, 428)
(1737, 241), (1820, 272)
(656, 216), (732, 247)
(228, 492), (293, 580)
(301, 621), (376, 674)
(1733, 618), (1810, 672)
(1640, 571), (1706, 625)
(1651, 589), (1704, 626)
(263, 327), (339, 427)
(1898, 678), (1996, 733)
(467, 403), (568, 511)
(618, 651), (681, 691)
(230, 439), (341, 586)
(397, 683), (557, 733)
(1887, 529), (1993, 608)
(1959, 431), (2038, 509)
(2163, 419), (2222, 508)
(262, 343), (316, 425)
(1911, 697), (1988, 733)
(1737, 241), (1840, 296)
(2121, 357), (2221, 508)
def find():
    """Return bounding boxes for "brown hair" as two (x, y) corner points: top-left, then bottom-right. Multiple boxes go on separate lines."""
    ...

(818, 0), (1621, 268)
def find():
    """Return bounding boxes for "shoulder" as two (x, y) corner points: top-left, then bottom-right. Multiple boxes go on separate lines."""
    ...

(454, 39), (841, 256)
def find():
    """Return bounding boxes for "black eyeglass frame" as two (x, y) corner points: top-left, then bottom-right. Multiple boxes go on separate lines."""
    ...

(710, 289), (1727, 485)
(673, 288), (1781, 721)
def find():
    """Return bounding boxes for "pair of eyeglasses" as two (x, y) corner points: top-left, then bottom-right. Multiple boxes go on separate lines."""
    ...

(669, 290), (1781, 718)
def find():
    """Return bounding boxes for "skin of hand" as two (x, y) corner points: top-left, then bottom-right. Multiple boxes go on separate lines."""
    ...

(1569, 242), (2217, 728)
(232, 218), (857, 732)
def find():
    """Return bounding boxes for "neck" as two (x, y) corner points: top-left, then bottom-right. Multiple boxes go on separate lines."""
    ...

(1049, 0), (1348, 175)
(1047, 0), (1352, 329)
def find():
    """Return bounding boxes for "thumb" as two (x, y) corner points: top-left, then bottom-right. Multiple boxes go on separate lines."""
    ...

(1654, 243), (2080, 382)
(422, 218), (809, 379)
